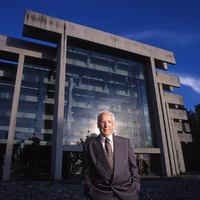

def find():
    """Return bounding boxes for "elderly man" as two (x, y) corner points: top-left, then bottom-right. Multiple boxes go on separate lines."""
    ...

(82, 111), (140, 200)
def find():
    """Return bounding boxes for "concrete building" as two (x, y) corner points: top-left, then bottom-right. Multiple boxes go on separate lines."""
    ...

(0, 10), (192, 181)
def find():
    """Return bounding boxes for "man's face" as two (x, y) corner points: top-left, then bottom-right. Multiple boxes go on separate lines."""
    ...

(98, 112), (115, 137)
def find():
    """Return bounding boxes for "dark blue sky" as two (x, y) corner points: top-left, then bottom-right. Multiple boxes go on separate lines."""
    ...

(0, 0), (200, 110)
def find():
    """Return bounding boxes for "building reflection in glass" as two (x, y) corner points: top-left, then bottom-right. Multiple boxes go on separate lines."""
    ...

(64, 46), (153, 148)
(1, 62), (55, 180)
(0, 59), (17, 179)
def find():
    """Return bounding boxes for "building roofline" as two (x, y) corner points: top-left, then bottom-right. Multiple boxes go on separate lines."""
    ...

(23, 10), (176, 64)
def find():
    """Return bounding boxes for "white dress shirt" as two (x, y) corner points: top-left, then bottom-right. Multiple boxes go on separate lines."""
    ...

(100, 134), (114, 152)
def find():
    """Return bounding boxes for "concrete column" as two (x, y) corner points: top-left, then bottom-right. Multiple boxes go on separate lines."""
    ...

(51, 24), (67, 180)
(165, 101), (180, 174)
(170, 119), (186, 173)
(158, 84), (177, 175)
(2, 54), (25, 181)
(148, 57), (171, 176)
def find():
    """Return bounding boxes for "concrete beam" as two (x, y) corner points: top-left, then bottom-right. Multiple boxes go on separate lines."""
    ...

(23, 10), (176, 64)
(163, 92), (184, 105)
(178, 134), (192, 142)
(173, 122), (191, 133)
(169, 109), (188, 120)
(24, 10), (64, 34)
(134, 148), (161, 154)
(157, 72), (180, 87)
(0, 35), (56, 61)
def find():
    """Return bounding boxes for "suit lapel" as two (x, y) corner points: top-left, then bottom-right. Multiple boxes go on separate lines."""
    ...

(113, 135), (123, 177)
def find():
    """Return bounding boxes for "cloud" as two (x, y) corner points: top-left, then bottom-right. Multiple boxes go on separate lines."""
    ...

(123, 30), (200, 46)
(179, 76), (200, 94)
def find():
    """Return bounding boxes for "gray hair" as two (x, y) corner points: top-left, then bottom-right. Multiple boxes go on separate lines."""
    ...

(97, 111), (115, 122)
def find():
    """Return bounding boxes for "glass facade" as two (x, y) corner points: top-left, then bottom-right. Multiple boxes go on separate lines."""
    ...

(9, 62), (55, 180)
(0, 59), (17, 178)
(0, 60), (16, 139)
(64, 46), (153, 148)
(15, 63), (55, 141)
(0, 45), (156, 180)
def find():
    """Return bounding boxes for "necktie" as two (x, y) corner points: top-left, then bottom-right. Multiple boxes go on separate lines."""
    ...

(105, 137), (113, 171)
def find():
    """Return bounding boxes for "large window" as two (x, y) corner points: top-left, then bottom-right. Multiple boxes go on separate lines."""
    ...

(0, 60), (17, 139)
(11, 62), (55, 180)
(15, 64), (55, 141)
(0, 59), (17, 179)
(64, 46), (153, 148)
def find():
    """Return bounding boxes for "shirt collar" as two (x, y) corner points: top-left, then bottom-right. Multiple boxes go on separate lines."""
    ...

(100, 133), (113, 143)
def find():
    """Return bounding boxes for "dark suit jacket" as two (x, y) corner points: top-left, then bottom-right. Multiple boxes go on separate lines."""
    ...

(82, 134), (140, 200)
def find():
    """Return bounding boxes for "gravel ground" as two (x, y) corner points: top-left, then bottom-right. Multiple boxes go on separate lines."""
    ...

(0, 176), (200, 200)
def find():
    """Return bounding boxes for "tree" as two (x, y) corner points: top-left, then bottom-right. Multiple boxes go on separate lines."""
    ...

(188, 104), (200, 144)
(186, 104), (200, 172)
